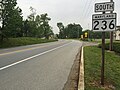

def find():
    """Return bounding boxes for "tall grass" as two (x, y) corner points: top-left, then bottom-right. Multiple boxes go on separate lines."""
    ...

(0, 37), (58, 48)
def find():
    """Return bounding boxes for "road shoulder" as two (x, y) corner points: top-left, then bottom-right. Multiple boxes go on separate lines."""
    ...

(63, 48), (81, 90)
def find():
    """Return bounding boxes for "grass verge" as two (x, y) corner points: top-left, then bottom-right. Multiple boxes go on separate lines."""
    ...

(0, 37), (58, 48)
(84, 46), (120, 90)
(93, 39), (120, 44)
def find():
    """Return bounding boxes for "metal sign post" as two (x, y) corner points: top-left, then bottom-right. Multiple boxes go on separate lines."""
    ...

(101, 33), (105, 85)
(92, 0), (116, 86)
(101, 12), (105, 86)
(110, 0), (114, 51)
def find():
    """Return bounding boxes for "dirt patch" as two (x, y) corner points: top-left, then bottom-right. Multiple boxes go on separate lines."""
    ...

(89, 80), (115, 90)
(63, 48), (81, 90)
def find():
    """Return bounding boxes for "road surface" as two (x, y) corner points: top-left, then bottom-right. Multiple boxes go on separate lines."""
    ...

(0, 40), (82, 90)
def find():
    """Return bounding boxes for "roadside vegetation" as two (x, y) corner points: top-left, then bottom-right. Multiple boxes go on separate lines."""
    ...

(57, 22), (83, 39)
(84, 46), (120, 90)
(0, 37), (57, 48)
(81, 30), (111, 41)
(0, 0), (56, 47)
(98, 42), (120, 54)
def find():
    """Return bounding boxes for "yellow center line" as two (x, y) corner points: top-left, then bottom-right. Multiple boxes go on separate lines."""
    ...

(0, 41), (70, 56)
(0, 45), (46, 56)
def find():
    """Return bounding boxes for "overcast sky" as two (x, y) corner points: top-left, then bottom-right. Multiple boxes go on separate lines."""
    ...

(17, 0), (120, 34)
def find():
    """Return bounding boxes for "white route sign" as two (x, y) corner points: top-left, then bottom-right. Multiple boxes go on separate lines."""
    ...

(92, 13), (116, 32)
(95, 2), (114, 12)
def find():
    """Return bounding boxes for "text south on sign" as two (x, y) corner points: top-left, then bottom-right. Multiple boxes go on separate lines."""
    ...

(95, 2), (114, 12)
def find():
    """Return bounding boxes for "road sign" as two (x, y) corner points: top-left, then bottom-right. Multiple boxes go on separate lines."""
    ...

(93, 0), (117, 86)
(92, 13), (116, 32)
(85, 32), (88, 38)
(95, 2), (114, 12)
(81, 35), (83, 39)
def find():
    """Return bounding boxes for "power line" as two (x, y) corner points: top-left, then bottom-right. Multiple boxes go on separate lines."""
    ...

(82, 0), (96, 29)
(81, 0), (90, 17)
(83, 0), (92, 18)
(80, 0), (92, 23)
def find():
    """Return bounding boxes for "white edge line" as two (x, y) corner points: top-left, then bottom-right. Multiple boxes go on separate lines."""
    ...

(0, 42), (72, 71)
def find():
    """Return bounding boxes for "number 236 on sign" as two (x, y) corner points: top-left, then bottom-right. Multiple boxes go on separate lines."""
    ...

(92, 13), (116, 32)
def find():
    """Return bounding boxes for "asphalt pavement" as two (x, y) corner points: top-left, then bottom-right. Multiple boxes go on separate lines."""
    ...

(0, 40), (82, 90)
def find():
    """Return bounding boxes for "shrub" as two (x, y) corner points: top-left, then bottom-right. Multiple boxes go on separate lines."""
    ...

(113, 42), (120, 53)
(98, 42), (120, 53)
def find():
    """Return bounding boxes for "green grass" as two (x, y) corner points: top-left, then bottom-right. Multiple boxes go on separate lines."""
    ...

(80, 39), (112, 43)
(0, 37), (58, 48)
(94, 39), (110, 43)
(84, 46), (120, 90)
(93, 39), (120, 44)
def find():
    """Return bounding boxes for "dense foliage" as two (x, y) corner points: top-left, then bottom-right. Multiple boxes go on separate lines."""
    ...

(82, 30), (110, 40)
(0, 0), (23, 40)
(98, 42), (120, 53)
(57, 23), (111, 39)
(0, 1), (54, 42)
(57, 23), (83, 39)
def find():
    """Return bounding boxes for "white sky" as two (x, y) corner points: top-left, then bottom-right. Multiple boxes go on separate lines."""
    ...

(17, 0), (120, 34)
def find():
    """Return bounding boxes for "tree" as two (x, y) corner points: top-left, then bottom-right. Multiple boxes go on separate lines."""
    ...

(35, 15), (44, 38)
(28, 6), (36, 21)
(40, 13), (51, 39)
(57, 22), (64, 30)
(0, 0), (23, 40)
(26, 11), (53, 38)
(5, 7), (23, 37)
(58, 23), (83, 39)
(27, 7), (37, 37)
(23, 19), (29, 37)
(57, 22), (65, 38)
(25, 7), (54, 38)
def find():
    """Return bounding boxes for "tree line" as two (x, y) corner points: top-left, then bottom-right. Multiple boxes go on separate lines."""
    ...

(0, 0), (110, 42)
(82, 30), (110, 40)
(57, 22), (83, 39)
(0, 0), (54, 42)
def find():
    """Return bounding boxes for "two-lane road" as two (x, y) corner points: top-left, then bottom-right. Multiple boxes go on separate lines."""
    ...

(0, 40), (82, 90)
